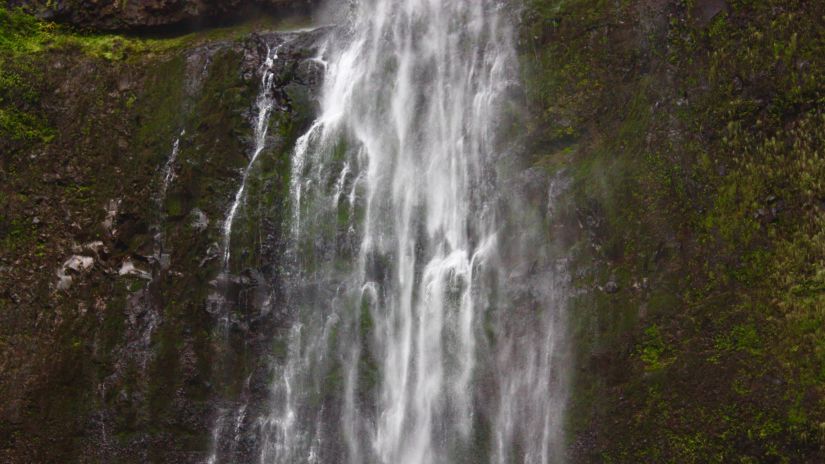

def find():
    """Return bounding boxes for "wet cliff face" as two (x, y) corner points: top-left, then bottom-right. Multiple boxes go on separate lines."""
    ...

(8, 0), (320, 30)
(0, 8), (325, 461)
(518, 0), (825, 461)
(2, 0), (825, 462)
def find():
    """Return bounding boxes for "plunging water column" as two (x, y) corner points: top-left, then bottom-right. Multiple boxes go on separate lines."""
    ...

(217, 1), (569, 462)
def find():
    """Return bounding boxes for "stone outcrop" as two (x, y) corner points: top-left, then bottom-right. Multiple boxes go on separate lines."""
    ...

(7, 0), (320, 30)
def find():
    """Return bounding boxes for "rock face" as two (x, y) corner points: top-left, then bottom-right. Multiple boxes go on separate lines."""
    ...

(520, 0), (825, 462)
(8, 0), (319, 30)
(0, 12), (326, 461)
(3, 0), (824, 462)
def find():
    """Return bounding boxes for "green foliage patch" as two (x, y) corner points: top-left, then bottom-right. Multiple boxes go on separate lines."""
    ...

(521, 0), (825, 461)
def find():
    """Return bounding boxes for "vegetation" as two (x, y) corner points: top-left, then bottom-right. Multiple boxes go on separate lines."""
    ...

(2, 0), (823, 460)
(520, 0), (825, 461)
(0, 2), (307, 59)
(0, 1), (314, 144)
(0, 4), (318, 461)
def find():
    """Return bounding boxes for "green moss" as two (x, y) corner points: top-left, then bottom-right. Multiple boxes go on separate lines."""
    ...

(165, 195), (185, 218)
(357, 296), (379, 397)
(0, 4), (43, 53)
(0, 216), (34, 251)
(0, 3), (320, 153)
(638, 324), (674, 372)
(523, 0), (825, 461)
(0, 106), (54, 142)
(0, 2), (284, 62)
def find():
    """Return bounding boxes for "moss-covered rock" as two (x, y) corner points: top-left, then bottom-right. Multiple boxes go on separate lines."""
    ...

(519, 0), (825, 461)
(3, 0), (823, 461)
(6, 0), (319, 31)
(0, 7), (324, 462)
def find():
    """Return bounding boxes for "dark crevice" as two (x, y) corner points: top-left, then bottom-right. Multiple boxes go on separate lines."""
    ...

(6, 0), (323, 38)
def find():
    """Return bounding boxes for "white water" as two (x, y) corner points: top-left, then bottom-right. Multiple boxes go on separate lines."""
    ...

(204, 1), (569, 462)
(247, 0), (570, 463)
(222, 46), (280, 268)
(206, 44), (282, 464)
(160, 131), (184, 200)
(151, 130), (185, 272)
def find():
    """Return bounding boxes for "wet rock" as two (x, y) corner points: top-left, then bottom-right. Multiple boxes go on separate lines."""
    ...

(693, 0), (728, 26)
(603, 280), (620, 294)
(206, 289), (227, 315)
(0, 15), (327, 462)
(64, 255), (95, 273)
(118, 259), (152, 280)
(56, 255), (95, 290)
(8, 0), (321, 31)
(102, 198), (121, 232)
(156, 252), (172, 271)
(190, 208), (209, 232)
(546, 170), (572, 219)
(116, 76), (133, 92)
(74, 241), (107, 260)
(732, 75), (743, 94)
(632, 278), (650, 291)
(754, 196), (784, 224)
(200, 242), (221, 267)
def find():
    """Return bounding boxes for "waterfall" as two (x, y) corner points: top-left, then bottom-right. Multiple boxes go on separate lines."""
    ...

(160, 131), (183, 200)
(213, 0), (569, 462)
(222, 45), (280, 268)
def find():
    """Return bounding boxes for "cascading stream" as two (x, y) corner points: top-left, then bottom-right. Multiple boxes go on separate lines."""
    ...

(222, 45), (280, 268)
(206, 43), (282, 464)
(213, 1), (569, 462)
(160, 131), (183, 201)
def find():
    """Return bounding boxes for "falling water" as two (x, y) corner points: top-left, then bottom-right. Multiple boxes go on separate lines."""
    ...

(222, 46), (280, 268)
(202, 0), (568, 462)
(241, 0), (571, 463)
(206, 43), (282, 464)
(151, 130), (185, 273)
(160, 131), (184, 200)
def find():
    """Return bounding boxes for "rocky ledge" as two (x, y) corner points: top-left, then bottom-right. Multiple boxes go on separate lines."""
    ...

(6, 0), (320, 31)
